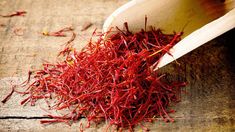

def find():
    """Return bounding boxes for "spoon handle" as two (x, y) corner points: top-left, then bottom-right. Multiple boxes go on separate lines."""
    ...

(156, 8), (235, 70)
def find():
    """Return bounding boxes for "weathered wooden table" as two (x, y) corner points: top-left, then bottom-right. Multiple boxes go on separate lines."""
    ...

(0, 0), (234, 131)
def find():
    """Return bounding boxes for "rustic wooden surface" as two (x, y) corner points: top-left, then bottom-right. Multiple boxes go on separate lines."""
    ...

(0, 0), (234, 131)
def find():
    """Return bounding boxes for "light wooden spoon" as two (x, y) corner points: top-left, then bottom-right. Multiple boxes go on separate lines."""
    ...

(103, 0), (235, 69)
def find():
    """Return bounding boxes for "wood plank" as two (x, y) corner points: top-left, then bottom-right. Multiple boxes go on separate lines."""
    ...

(0, 116), (233, 132)
(0, 0), (127, 117)
(0, 0), (127, 77)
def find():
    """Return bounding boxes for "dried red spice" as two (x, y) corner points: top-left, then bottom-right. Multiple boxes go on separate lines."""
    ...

(81, 22), (93, 31)
(1, 85), (15, 103)
(64, 32), (76, 46)
(41, 26), (74, 37)
(58, 31), (76, 56)
(2, 22), (186, 131)
(0, 10), (27, 17)
(0, 24), (6, 27)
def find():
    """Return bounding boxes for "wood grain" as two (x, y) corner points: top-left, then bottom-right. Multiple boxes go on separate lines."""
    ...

(0, 0), (234, 131)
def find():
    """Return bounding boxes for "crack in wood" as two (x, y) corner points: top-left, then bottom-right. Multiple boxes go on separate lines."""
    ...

(0, 115), (220, 120)
(0, 116), (87, 120)
(0, 116), (50, 119)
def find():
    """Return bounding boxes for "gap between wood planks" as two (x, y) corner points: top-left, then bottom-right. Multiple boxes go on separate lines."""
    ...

(0, 115), (205, 120)
(0, 116), (50, 119)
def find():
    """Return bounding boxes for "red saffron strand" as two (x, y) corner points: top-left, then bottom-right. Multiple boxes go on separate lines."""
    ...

(81, 22), (93, 31)
(41, 26), (74, 37)
(1, 85), (16, 103)
(0, 10), (27, 17)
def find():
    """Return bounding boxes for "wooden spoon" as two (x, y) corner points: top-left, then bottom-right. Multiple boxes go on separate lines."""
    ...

(103, 0), (235, 69)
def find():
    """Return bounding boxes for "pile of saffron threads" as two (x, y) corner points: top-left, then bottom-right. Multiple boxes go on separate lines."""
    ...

(6, 23), (187, 131)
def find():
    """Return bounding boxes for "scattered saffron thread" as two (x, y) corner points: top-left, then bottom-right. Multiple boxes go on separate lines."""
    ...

(0, 24), (6, 27)
(41, 26), (74, 37)
(0, 10), (27, 17)
(1, 85), (15, 103)
(81, 22), (93, 31)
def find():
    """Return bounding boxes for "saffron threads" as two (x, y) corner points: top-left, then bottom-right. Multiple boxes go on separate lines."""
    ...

(0, 24), (6, 27)
(3, 22), (187, 131)
(1, 85), (15, 103)
(0, 10), (27, 17)
(41, 26), (76, 57)
(41, 26), (74, 37)
(58, 31), (76, 56)
(64, 32), (76, 46)
(81, 22), (93, 31)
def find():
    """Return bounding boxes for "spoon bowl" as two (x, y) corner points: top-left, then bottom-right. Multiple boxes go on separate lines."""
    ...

(103, 0), (235, 69)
